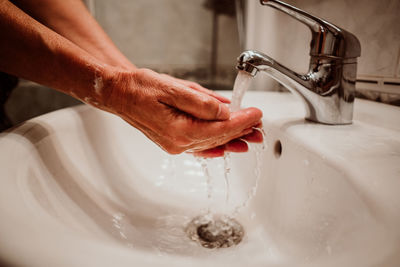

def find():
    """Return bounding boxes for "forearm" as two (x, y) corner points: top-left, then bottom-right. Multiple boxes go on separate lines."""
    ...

(0, 0), (114, 104)
(11, 0), (135, 70)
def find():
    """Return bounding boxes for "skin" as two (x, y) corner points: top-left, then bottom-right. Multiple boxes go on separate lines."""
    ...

(0, 0), (263, 157)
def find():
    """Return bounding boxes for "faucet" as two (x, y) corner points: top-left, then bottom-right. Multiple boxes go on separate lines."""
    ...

(237, 0), (361, 125)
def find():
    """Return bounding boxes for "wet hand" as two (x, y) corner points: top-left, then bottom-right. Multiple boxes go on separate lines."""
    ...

(102, 68), (263, 156)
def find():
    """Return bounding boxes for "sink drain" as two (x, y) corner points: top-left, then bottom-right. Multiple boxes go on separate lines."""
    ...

(185, 214), (244, 249)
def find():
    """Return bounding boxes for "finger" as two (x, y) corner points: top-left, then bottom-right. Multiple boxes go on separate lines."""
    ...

(183, 82), (231, 104)
(184, 123), (254, 155)
(189, 107), (263, 140)
(191, 146), (225, 158)
(190, 138), (249, 158)
(159, 82), (230, 121)
(241, 129), (264, 143)
(224, 139), (249, 153)
(160, 74), (230, 103)
(252, 122), (263, 129)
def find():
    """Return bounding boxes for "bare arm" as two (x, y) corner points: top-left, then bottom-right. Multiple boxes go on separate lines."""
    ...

(11, 0), (135, 70)
(0, 0), (110, 103)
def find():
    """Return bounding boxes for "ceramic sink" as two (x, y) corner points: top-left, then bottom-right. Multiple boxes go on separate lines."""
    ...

(0, 91), (399, 267)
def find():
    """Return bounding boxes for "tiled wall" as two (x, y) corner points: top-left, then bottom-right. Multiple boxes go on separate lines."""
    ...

(245, 0), (400, 105)
(4, 0), (240, 126)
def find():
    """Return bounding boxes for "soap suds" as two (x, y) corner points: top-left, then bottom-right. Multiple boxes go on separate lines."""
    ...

(83, 97), (92, 103)
(93, 76), (103, 95)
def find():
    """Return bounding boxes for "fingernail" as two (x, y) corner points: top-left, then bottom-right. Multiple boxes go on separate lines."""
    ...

(217, 104), (230, 120)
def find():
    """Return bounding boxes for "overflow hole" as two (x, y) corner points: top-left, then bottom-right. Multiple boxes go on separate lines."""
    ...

(274, 140), (282, 158)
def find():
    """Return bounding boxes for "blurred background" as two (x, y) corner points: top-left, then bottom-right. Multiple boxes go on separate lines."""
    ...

(1, 0), (399, 131)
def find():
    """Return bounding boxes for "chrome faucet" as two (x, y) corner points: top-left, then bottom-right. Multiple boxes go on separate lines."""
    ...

(237, 0), (361, 125)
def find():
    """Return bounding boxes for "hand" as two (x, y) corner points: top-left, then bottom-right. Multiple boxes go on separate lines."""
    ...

(158, 74), (264, 157)
(101, 68), (263, 156)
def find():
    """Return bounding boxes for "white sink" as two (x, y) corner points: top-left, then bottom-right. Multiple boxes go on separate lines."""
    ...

(0, 92), (399, 267)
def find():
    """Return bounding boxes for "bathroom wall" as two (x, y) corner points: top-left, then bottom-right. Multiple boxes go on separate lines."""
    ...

(93, 0), (240, 88)
(245, 0), (400, 105)
(3, 0), (241, 127)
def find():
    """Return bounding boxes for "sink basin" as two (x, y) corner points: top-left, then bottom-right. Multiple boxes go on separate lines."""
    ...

(0, 91), (399, 267)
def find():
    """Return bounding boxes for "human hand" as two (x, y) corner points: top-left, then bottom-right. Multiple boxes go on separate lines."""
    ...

(100, 68), (262, 156)
(157, 74), (264, 157)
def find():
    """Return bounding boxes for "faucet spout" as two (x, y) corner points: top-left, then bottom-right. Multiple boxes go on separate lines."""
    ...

(237, 50), (356, 125)
(237, 50), (309, 87)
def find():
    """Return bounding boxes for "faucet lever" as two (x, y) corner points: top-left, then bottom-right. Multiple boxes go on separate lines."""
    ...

(260, 0), (361, 59)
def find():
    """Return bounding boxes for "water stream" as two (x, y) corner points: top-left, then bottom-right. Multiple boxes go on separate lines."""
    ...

(223, 153), (231, 205)
(185, 70), (265, 249)
(230, 71), (254, 112)
(229, 70), (263, 215)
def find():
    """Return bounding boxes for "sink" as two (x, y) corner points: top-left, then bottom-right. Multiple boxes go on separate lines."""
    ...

(0, 91), (399, 267)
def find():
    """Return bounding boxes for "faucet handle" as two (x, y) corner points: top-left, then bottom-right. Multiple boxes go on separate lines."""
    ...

(260, 0), (361, 60)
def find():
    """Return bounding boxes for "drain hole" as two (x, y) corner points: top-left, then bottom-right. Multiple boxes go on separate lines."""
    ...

(274, 140), (282, 158)
(186, 214), (244, 249)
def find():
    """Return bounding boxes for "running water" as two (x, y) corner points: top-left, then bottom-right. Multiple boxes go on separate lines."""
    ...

(232, 128), (266, 216)
(230, 70), (254, 112)
(216, 70), (254, 209)
(226, 69), (261, 214)
(199, 157), (213, 214)
(184, 70), (266, 249)
(223, 153), (231, 205)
